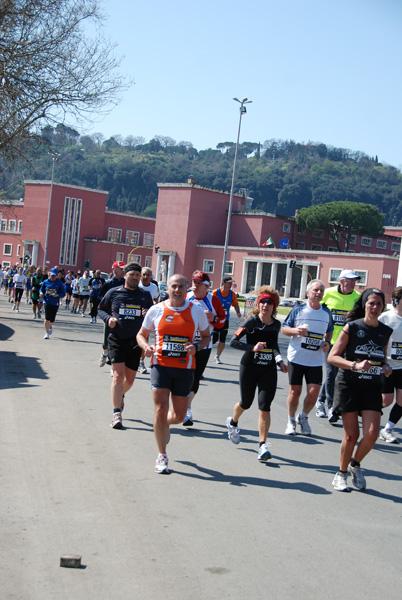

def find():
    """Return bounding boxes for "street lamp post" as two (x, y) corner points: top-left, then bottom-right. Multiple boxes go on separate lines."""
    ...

(221, 97), (252, 283)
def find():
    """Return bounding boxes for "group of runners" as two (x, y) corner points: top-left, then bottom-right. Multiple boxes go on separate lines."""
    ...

(96, 262), (401, 490)
(4, 259), (400, 489)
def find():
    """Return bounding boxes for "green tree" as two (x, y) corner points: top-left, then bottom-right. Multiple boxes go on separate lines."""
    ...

(297, 202), (385, 251)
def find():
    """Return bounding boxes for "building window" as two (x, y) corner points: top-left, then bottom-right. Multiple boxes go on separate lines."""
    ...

(312, 229), (324, 239)
(297, 225), (306, 235)
(143, 233), (154, 247)
(327, 246), (338, 252)
(2, 261), (11, 269)
(354, 271), (367, 285)
(3, 243), (12, 255)
(329, 231), (340, 241)
(18, 220), (22, 232)
(17, 244), (21, 257)
(349, 235), (356, 245)
(203, 259), (215, 273)
(9, 220), (16, 232)
(283, 223), (291, 233)
(295, 241), (305, 250)
(311, 244), (322, 251)
(376, 240), (387, 249)
(1, 220), (6, 232)
(130, 254), (141, 264)
(391, 242), (401, 252)
(145, 256), (152, 268)
(126, 231), (139, 245)
(224, 261), (234, 275)
(108, 228), (122, 243)
(116, 252), (124, 262)
(329, 269), (343, 284)
(361, 237), (372, 247)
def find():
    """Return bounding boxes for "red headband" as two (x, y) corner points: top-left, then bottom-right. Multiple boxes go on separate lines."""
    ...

(257, 293), (278, 308)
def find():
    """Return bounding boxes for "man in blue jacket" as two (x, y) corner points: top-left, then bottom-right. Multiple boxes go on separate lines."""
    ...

(39, 267), (66, 340)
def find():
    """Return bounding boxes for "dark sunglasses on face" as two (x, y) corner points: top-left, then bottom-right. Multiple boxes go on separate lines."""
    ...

(260, 298), (274, 305)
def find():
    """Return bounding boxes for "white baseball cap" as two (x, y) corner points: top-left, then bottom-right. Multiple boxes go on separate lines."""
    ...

(339, 269), (360, 280)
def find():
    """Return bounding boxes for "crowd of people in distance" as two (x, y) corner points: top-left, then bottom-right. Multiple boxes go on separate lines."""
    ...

(3, 261), (401, 491)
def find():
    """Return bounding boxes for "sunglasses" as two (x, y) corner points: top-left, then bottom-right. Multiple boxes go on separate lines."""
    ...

(260, 298), (274, 305)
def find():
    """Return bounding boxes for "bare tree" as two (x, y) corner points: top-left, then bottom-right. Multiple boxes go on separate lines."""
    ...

(0, 0), (131, 164)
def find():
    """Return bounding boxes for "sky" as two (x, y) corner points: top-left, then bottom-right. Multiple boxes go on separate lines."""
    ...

(85, 0), (402, 168)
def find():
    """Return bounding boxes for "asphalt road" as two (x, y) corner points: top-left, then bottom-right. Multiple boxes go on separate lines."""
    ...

(0, 294), (401, 600)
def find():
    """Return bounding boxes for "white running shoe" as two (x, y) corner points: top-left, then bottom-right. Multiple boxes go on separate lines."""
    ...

(183, 410), (193, 427)
(226, 416), (240, 444)
(48, 327), (53, 335)
(138, 364), (149, 374)
(380, 428), (399, 444)
(257, 443), (272, 461)
(332, 471), (350, 492)
(348, 463), (366, 490)
(315, 401), (326, 418)
(99, 354), (107, 367)
(214, 355), (222, 364)
(43, 332), (50, 340)
(111, 412), (123, 429)
(32, 314), (37, 319)
(296, 413), (312, 436)
(285, 420), (296, 435)
(155, 454), (169, 474)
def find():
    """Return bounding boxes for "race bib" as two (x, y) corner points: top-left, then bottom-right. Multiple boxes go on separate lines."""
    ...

(332, 309), (347, 327)
(301, 331), (323, 351)
(390, 341), (402, 361)
(119, 304), (141, 318)
(162, 335), (190, 358)
(253, 348), (273, 366)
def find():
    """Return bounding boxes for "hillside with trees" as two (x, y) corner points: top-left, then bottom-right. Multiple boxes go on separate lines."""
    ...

(1, 129), (402, 224)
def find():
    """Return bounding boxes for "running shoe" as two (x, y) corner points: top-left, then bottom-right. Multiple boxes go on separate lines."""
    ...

(37, 311), (42, 319)
(12, 305), (16, 311)
(285, 420), (296, 435)
(315, 401), (326, 418)
(99, 354), (107, 367)
(332, 471), (350, 492)
(155, 454), (169, 474)
(48, 327), (52, 335)
(296, 413), (312, 436)
(379, 428), (399, 444)
(43, 332), (50, 340)
(183, 410), (193, 427)
(257, 443), (272, 461)
(348, 463), (366, 490)
(32, 314), (36, 319)
(111, 412), (123, 429)
(226, 416), (240, 444)
(328, 407), (339, 424)
(138, 364), (149, 374)
(214, 355), (222, 364)
(16, 308), (19, 313)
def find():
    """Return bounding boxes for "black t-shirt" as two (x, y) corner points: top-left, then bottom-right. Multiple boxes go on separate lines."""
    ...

(98, 285), (152, 340)
(338, 318), (392, 387)
(230, 315), (281, 367)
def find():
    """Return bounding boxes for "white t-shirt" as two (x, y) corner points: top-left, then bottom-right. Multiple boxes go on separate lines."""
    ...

(379, 310), (402, 370)
(283, 302), (334, 367)
(139, 281), (159, 302)
(13, 274), (27, 289)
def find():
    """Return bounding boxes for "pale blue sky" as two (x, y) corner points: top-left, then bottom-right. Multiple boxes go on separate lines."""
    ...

(87, 0), (402, 168)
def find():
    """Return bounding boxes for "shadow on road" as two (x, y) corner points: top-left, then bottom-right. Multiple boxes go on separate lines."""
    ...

(0, 351), (48, 390)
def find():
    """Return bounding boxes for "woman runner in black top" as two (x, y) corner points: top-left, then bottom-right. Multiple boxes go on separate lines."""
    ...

(226, 286), (288, 462)
(328, 288), (392, 492)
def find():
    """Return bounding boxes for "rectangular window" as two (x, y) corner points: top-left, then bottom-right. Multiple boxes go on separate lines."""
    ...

(329, 231), (340, 241)
(18, 220), (22, 232)
(143, 233), (154, 247)
(361, 237), (372, 247)
(116, 252), (124, 262)
(203, 259), (215, 273)
(145, 256), (152, 268)
(3, 243), (12, 255)
(327, 246), (338, 252)
(108, 228), (122, 243)
(312, 229), (324, 238)
(130, 254), (141, 264)
(391, 242), (401, 252)
(354, 271), (367, 286)
(17, 244), (21, 257)
(126, 231), (139, 245)
(376, 240), (387, 249)
(9, 220), (16, 232)
(224, 261), (234, 275)
(295, 241), (305, 250)
(297, 225), (306, 235)
(283, 223), (291, 233)
(311, 244), (322, 251)
(329, 269), (342, 284)
(349, 235), (356, 245)
(1, 220), (6, 232)
(2, 261), (11, 269)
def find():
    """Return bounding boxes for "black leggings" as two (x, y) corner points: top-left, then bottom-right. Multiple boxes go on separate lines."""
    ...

(15, 288), (24, 302)
(191, 348), (211, 394)
(239, 364), (277, 412)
